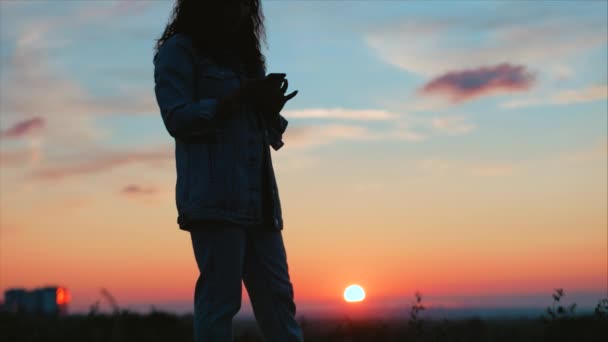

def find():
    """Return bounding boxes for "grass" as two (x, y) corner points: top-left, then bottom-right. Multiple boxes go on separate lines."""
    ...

(1, 289), (606, 342)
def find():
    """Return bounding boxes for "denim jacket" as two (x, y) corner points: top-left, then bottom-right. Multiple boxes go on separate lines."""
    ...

(153, 33), (288, 231)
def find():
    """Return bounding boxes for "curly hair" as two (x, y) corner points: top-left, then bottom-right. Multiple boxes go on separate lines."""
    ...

(153, 0), (267, 77)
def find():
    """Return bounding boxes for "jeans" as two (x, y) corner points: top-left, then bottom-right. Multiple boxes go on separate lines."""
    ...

(190, 222), (304, 341)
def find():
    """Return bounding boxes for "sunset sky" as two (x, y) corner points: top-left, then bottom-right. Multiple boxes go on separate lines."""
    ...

(1, 0), (606, 317)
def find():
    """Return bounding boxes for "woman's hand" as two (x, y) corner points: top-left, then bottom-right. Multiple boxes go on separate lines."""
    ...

(237, 74), (281, 104)
(238, 73), (298, 115)
(264, 76), (298, 115)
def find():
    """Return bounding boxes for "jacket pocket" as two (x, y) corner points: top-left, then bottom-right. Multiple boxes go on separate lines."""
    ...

(196, 63), (239, 99)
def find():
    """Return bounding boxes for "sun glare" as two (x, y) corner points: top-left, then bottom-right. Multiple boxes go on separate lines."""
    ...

(344, 284), (365, 302)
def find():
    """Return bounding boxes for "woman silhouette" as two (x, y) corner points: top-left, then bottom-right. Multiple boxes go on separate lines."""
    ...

(152, 0), (303, 340)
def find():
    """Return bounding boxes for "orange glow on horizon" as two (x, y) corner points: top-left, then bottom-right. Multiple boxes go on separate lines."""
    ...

(56, 287), (71, 305)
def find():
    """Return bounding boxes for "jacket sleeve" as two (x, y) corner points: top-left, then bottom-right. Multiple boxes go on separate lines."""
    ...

(153, 35), (219, 141)
(266, 113), (288, 151)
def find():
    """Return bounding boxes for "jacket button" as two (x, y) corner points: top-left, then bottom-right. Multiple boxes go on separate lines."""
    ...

(274, 218), (279, 226)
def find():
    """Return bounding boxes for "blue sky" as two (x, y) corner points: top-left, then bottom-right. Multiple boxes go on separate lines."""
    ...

(1, 0), (606, 155)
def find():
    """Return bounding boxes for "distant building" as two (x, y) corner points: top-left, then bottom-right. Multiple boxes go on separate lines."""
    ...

(3, 286), (71, 316)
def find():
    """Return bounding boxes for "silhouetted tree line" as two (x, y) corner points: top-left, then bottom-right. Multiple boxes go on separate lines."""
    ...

(1, 288), (606, 341)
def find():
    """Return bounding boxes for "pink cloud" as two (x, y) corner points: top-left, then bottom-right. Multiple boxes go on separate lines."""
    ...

(29, 147), (173, 180)
(0, 117), (45, 139)
(419, 63), (536, 103)
(121, 184), (158, 196)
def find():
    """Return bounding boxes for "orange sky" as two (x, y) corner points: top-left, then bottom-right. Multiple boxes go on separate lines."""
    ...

(1, 148), (606, 313)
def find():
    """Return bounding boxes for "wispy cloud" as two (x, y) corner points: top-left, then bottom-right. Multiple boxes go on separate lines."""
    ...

(120, 184), (165, 200)
(28, 146), (173, 181)
(284, 121), (426, 150)
(0, 19), (122, 155)
(419, 63), (536, 103)
(284, 108), (397, 121)
(0, 117), (45, 139)
(364, 5), (607, 111)
(284, 124), (375, 149)
(280, 107), (433, 150)
(500, 84), (608, 108)
(364, 10), (606, 78)
(119, 183), (171, 203)
(0, 2), (161, 177)
(121, 184), (159, 196)
(2, 35), (157, 119)
(431, 116), (476, 136)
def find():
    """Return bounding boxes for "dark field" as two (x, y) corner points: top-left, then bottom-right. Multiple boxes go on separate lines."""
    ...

(1, 311), (606, 342)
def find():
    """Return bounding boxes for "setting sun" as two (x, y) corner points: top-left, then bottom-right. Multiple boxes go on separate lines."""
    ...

(344, 285), (366, 303)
